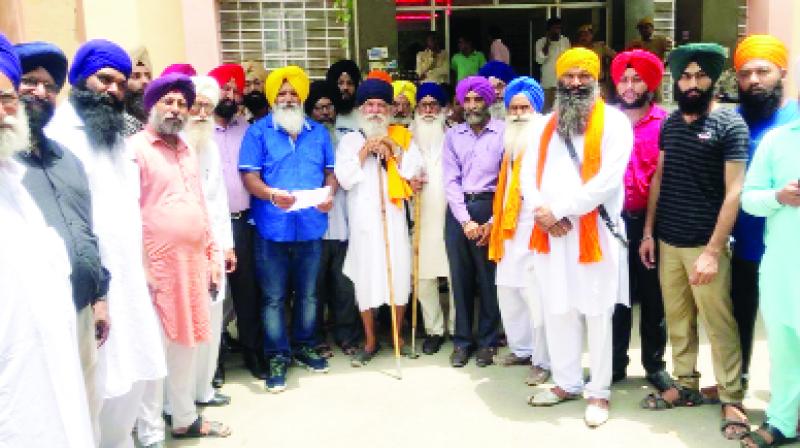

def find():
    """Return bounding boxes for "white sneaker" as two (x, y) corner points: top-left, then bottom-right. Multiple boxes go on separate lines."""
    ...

(584, 402), (609, 428)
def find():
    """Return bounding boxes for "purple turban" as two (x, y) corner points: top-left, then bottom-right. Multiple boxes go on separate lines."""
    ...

(455, 76), (495, 106)
(14, 41), (67, 89)
(416, 82), (448, 106)
(355, 78), (393, 106)
(161, 63), (197, 77)
(69, 39), (132, 85)
(0, 33), (21, 89)
(503, 76), (544, 112)
(143, 73), (195, 114)
(478, 61), (516, 83)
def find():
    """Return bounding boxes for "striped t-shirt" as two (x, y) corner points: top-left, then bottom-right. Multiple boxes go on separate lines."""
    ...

(656, 107), (749, 247)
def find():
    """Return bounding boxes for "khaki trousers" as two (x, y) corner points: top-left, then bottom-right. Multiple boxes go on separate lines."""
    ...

(658, 242), (743, 402)
(77, 305), (100, 445)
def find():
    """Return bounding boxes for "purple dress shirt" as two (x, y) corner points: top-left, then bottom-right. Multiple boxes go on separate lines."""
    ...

(214, 117), (251, 213)
(442, 118), (505, 224)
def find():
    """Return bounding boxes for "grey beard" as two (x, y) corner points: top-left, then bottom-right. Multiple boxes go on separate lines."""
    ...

(556, 82), (597, 138)
(147, 109), (185, 136)
(184, 118), (214, 151)
(489, 102), (506, 120)
(0, 106), (30, 161)
(465, 108), (490, 126)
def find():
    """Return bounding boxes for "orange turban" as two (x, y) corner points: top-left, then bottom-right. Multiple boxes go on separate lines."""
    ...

(556, 47), (600, 79)
(366, 69), (393, 84)
(734, 34), (788, 71)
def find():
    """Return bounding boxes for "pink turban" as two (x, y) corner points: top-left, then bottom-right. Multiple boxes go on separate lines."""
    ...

(161, 63), (196, 77)
(610, 49), (664, 92)
(455, 75), (495, 106)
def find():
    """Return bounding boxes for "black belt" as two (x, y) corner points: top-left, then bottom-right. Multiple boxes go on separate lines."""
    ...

(622, 210), (645, 220)
(464, 192), (494, 202)
(231, 210), (249, 220)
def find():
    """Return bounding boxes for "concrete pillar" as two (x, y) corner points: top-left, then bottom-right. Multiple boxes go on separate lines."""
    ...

(354, 0), (397, 72)
(700, 0), (738, 63)
(624, 0), (654, 48)
(747, 0), (800, 96)
(180, 0), (221, 74)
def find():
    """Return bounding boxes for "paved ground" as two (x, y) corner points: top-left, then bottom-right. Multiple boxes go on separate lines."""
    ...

(164, 305), (796, 448)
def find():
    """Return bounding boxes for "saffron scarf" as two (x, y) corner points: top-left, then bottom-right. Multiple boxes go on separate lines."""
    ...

(386, 125), (413, 207)
(488, 148), (526, 262)
(529, 98), (606, 263)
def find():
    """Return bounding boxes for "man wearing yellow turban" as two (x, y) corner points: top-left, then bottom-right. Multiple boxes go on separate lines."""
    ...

(523, 46), (633, 429)
(391, 80), (416, 127)
(726, 34), (800, 407)
(239, 64), (337, 393)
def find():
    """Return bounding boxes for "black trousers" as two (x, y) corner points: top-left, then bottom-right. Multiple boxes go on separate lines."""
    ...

(612, 211), (667, 375)
(731, 253), (759, 376)
(315, 239), (362, 348)
(445, 196), (500, 351)
(228, 213), (264, 354)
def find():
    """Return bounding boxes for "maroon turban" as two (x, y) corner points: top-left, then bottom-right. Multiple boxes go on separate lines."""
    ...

(610, 49), (664, 92)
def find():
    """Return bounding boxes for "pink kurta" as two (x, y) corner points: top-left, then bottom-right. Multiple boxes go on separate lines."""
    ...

(132, 127), (216, 346)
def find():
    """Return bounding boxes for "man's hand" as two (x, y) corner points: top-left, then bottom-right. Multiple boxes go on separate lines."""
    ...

(776, 180), (800, 207)
(409, 173), (426, 194)
(534, 206), (559, 229)
(476, 222), (492, 246)
(93, 300), (110, 348)
(689, 249), (720, 286)
(224, 248), (237, 273)
(316, 193), (334, 213)
(271, 188), (296, 210)
(210, 261), (222, 293)
(463, 220), (481, 240)
(547, 218), (572, 237)
(639, 237), (657, 269)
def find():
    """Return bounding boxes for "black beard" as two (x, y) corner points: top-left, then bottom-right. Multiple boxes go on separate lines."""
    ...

(124, 89), (147, 122)
(616, 91), (653, 110)
(243, 91), (268, 116)
(336, 94), (356, 115)
(70, 87), (125, 150)
(214, 99), (238, 121)
(738, 81), (783, 124)
(556, 82), (596, 138)
(21, 95), (54, 146)
(674, 84), (715, 115)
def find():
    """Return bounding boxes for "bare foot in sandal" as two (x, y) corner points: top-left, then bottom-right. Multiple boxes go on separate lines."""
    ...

(720, 403), (750, 440)
(172, 417), (231, 439)
(640, 386), (702, 410)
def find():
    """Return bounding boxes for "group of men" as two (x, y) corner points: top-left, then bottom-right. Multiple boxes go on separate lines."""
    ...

(1, 23), (799, 448)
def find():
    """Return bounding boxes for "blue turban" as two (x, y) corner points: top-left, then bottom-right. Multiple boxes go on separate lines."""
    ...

(143, 73), (196, 114)
(14, 42), (68, 89)
(455, 76), (495, 106)
(0, 33), (21, 89)
(69, 39), (132, 85)
(416, 82), (448, 106)
(355, 78), (393, 106)
(503, 76), (544, 112)
(478, 61), (516, 83)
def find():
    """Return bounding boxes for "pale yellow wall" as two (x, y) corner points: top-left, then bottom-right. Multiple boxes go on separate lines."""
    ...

(747, 0), (799, 97)
(181, 0), (222, 74)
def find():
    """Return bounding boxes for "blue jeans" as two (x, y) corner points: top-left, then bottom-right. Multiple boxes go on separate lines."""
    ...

(254, 237), (322, 359)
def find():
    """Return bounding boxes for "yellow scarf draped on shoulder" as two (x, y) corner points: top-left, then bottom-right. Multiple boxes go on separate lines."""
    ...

(529, 98), (606, 264)
(386, 125), (413, 207)
(488, 148), (526, 262)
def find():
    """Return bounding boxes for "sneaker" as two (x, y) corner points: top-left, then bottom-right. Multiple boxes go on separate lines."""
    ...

(494, 351), (532, 367)
(265, 357), (288, 393)
(294, 346), (330, 373)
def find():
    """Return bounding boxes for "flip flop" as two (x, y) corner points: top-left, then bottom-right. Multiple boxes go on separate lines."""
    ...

(171, 416), (231, 439)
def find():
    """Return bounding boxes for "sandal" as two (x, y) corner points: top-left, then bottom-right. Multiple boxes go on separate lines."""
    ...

(350, 344), (381, 367)
(171, 416), (231, 439)
(640, 386), (703, 410)
(527, 387), (579, 407)
(740, 423), (793, 447)
(721, 403), (750, 440)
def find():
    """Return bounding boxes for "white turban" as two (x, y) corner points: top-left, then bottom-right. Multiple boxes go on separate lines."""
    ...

(191, 75), (221, 107)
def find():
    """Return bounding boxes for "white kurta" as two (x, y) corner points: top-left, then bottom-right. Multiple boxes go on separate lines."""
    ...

(195, 139), (234, 290)
(45, 103), (167, 400)
(0, 160), (94, 448)
(335, 131), (423, 311)
(519, 107), (632, 317)
(325, 127), (349, 241)
(414, 136), (450, 279)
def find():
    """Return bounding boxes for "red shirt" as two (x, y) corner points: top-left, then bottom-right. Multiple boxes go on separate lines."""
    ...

(624, 104), (667, 212)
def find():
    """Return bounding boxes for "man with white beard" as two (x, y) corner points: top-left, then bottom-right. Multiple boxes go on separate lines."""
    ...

(185, 75), (236, 407)
(335, 78), (423, 366)
(479, 60), (516, 120)
(488, 76), (551, 386)
(391, 80), (416, 127)
(44, 39), (167, 448)
(409, 82), (454, 355)
(240, 66), (336, 393)
(0, 32), (94, 448)
(521, 48), (632, 428)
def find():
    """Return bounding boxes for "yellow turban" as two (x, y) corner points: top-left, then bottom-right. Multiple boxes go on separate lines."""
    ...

(264, 65), (309, 106)
(242, 60), (268, 83)
(556, 47), (600, 80)
(392, 80), (417, 109)
(734, 34), (788, 71)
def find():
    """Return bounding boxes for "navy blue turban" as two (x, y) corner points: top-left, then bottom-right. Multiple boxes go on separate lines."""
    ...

(355, 78), (393, 106)
(478, 61), (516, 83)
(416, 82), (448, 106)
(14, 41), (68, 89)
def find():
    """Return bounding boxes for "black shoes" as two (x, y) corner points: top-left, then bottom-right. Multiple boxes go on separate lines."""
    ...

(212, 363), (225, 388)
(243, 351), (268, 380)
(422, 335), (444, 355)
(475, 347), (496, 367)
(450, 346), (472, 367)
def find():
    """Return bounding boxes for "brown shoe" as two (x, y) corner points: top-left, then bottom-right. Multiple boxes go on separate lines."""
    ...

(494, 352), (532, 367)
(475, 347), (497, 367)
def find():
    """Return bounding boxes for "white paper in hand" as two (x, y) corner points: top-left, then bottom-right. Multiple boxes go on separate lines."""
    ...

(286, 186), (331, 212)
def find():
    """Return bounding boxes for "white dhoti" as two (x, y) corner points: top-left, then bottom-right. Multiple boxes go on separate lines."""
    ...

(195, 288), (225, 402)
(98, 381), (147, 448)
(418, 277), (455, 336)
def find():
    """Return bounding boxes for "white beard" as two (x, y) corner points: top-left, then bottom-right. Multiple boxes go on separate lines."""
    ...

(184, 117), (215, 152)
(0, 106), (30, 161)
(358, 112), (389, 138)
(503, 113), (536, 160)
(411, 113), (445, 154)
(273, 104), (304, 135)
(391, 115), (412, 127)
(489, 101), (506, 120)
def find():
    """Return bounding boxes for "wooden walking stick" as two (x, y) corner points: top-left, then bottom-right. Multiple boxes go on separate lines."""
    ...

(409, 187), (422, 359)
(376, 160), (403, 379)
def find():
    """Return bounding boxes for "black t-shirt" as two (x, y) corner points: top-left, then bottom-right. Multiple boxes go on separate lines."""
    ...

(656, 107), (749, 247)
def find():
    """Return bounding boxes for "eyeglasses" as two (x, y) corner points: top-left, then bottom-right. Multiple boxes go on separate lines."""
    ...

(159, 97), (189, 109)
(19, 77), (59, 95)
(0, 90), (19, 107)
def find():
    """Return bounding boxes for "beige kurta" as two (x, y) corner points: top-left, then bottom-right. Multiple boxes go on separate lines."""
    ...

(415, 136), (450, 279)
